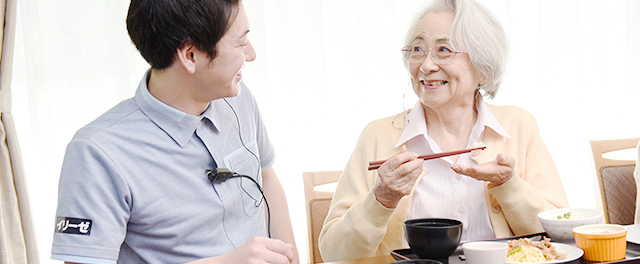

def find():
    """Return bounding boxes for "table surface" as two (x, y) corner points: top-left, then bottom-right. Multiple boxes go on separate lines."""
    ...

(323, 255), (396, 264)
(321, 224), (640, 264)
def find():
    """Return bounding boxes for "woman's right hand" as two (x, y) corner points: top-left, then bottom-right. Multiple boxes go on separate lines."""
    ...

(373, 147), (424, 209)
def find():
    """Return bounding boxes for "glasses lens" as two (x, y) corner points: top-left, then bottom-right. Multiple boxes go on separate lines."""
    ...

(403, 44), (458, 64)
(402, 45), (427, 63)
(434, 44), (456, 62)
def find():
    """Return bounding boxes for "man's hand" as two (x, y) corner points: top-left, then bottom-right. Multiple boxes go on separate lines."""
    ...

(185, 236), (295, 264)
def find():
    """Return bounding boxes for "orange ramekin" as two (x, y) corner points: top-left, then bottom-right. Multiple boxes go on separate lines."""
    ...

(573, 224), (627, 261)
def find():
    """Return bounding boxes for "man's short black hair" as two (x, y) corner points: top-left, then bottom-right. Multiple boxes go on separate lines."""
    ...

(126, 0), (241, 70)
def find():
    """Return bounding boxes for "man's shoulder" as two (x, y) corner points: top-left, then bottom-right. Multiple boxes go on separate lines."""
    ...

(73, 99), (141, 141)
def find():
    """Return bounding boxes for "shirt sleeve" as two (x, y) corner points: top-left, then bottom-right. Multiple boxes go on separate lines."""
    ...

(255, 104), (274, 170)
(51, 253), (116, 264)
(51, 138), (130, 260)
(240, 82), (275, 170)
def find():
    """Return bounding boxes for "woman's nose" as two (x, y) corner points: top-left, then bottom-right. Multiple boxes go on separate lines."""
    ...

(419, 51), (439, 74)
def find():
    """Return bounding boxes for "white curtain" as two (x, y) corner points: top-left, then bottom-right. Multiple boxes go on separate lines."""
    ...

(0, 0), (39, 262)
(11, 0), (640, 262)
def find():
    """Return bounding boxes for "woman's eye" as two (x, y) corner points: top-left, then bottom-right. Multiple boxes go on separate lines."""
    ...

(413, 46), (425, 53)
(437, 45), (453, 54)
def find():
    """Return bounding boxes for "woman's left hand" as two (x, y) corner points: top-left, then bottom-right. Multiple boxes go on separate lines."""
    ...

(450, 153), (515, 187)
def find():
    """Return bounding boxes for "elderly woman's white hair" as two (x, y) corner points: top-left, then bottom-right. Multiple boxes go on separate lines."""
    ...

(403, 0), (508, 98)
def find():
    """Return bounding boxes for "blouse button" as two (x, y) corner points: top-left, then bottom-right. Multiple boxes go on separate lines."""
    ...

(455, 174), (462, 180)
(457, 207), (465, 214)
(492, 204), (501, 213)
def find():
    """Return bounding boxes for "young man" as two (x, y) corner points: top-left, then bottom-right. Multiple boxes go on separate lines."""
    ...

(51, 0), (298, 263)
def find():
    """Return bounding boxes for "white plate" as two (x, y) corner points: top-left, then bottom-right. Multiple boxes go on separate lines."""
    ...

(546, 243), (583, 263)
(507, 242), (583, 263)
(626, 224), (640, 245)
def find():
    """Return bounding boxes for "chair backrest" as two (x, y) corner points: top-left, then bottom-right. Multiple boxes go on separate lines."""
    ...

(590, 138), (640, 225)
(303, 170), (341, 264)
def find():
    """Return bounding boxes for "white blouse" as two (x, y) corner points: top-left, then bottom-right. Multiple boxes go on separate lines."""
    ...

(397, 97), (510, 242)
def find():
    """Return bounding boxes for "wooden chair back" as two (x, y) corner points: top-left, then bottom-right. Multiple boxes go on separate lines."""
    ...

(303, 170), (341, 263)
(590, 138), (639, 225)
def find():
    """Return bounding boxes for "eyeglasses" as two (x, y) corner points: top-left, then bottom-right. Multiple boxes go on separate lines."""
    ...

(401, 44), (462, 64)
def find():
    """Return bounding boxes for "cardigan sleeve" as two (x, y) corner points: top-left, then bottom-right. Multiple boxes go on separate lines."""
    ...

(487, 106), (569, 235)
(318, 118), (401, 262)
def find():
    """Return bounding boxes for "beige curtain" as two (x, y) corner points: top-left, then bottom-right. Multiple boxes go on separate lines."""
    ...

(0, 0), (39, 262)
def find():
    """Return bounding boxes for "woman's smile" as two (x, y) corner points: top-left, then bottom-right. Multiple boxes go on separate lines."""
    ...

(420, 79), (448, 90)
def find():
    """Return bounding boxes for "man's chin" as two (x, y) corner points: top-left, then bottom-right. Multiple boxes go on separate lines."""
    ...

(229, 83), (242, 97)
(218, 83), (241, 99)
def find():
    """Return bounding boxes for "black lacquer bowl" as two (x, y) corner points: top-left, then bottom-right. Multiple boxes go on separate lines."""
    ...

(404, 218), (462, 260)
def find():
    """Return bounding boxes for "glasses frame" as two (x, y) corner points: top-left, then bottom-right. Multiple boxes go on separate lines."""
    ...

(401, 44), (463, 65)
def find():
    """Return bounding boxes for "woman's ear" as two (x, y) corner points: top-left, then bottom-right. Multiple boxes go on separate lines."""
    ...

(175, 43), (198, 74)
(476, 72), (487, 87)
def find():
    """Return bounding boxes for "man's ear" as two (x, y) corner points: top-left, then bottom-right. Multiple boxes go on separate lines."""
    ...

(175, 43), (198, 74)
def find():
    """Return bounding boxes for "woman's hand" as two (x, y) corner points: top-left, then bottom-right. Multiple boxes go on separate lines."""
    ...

(451, 153), (515, 187)
(373, 147), (424, 209)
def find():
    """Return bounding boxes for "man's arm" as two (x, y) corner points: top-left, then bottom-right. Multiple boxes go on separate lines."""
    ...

(184, 236), (294, 264)
(66, 236), (296, 264)
(183, 166), (299, 264)
(64, 167), (298, 264)
(261, 167), (300, 264)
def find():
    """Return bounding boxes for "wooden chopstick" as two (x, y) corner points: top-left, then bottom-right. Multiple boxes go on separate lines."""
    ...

(367, 146), (486, 171)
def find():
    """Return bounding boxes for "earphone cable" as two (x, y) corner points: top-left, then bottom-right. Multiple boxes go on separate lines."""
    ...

(222, 98), (271, 238)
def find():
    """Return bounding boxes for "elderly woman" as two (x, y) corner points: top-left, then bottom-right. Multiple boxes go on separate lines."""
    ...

(318, 0), (569, 261)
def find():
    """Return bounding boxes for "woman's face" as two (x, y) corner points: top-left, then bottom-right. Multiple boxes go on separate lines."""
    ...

(408, 11), (480, 110)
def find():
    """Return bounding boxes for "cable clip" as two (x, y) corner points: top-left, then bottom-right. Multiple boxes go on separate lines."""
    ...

(206, 168), (235, 182)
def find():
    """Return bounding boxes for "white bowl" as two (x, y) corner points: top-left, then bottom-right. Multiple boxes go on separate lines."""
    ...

(462, 241), (508, 264)
(537, 208), (603, 241)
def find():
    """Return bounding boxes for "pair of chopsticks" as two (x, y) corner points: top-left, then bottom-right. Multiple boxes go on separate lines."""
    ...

(367, 146), (486, 171)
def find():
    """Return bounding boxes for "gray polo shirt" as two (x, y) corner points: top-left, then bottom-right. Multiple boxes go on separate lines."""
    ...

(52, 71), (275, 263)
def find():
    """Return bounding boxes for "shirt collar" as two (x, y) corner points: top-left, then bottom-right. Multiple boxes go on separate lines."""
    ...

(475, 95), (510, 139)
(134, 69), (219, 148)
(394, 96), (510, 148)
(394, 101), (427, 148)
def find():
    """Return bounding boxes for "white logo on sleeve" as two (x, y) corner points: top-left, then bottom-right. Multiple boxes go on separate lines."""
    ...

(55, 217), (92, 235)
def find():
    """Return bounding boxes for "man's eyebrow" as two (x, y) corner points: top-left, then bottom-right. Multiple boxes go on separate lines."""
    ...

(239, 29), (250, 39)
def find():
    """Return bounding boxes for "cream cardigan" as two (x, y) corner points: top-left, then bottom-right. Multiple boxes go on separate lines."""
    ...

(318, 104), (569, 262)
